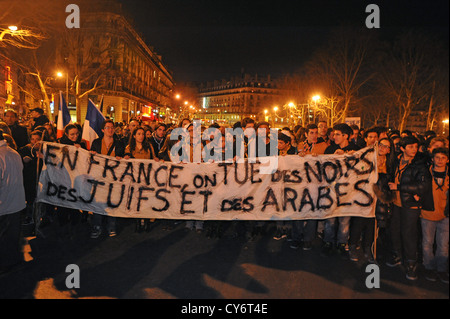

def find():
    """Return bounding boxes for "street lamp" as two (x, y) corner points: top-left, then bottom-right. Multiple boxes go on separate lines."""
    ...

(443, 119), (449, 135)
(0, 25), (18, 40)
(310, 95), (325, 124)
(0, 25), (45, 49)
(272, 106), (288, 128)
(57, 71), (69, 106)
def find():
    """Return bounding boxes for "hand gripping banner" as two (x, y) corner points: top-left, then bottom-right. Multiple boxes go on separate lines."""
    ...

(37, 142), (377, 220)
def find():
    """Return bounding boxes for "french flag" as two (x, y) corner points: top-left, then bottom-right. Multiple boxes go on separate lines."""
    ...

(81, 98), (105, 150)
(56, 91), (72, 139)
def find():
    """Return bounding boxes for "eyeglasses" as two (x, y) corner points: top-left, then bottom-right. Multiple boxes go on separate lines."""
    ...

(379, 143), (390, 149)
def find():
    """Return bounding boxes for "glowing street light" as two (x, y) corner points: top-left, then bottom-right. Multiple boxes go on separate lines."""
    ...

(0, 25), (18, 40)
(443, 119), (449, 134)
(57, 71), (69, 104)
(0, 25), (45, 49)
(312, 95), (321, 102)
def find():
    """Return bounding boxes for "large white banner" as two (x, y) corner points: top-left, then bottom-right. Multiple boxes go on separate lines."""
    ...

(37, 142), (378, 220)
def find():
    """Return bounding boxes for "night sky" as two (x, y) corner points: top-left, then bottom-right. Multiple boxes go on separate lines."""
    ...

(117, 0), (449, 84)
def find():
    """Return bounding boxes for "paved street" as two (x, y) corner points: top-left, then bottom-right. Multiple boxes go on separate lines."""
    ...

(0, 216), (448, 301)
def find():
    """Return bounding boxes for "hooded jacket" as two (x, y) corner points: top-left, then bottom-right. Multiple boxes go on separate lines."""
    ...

(394, 153), (434, 211)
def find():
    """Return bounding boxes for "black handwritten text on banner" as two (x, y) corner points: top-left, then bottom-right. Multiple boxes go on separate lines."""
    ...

(37, 143), (378, 220)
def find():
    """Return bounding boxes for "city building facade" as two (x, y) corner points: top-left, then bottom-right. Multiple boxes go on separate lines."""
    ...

(196, 74), (282, 126)
(54, 2), (175, 124)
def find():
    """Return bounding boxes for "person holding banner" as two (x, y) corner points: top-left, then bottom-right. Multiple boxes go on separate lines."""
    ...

(322, 123), (361, 258)
(124, 126), (157, 160)
(183, 122), (205, 233)
(121, 119), (139, 146)
(273, 132), (297, 241)
(58, 124), (87, 149)
(124, 126), (159, 232)
(149, 123), (167, 155)
(240, 117), (255, 160)
(89, 119), (125, 238)
(363, 127), (379, 148)
(44, 123), (58, 143)
(387, 136), (433, 281)
(246, 121), (274, 240)
(55, 124), (87, 238)
(296, 124), (328, 156)
(291, 124), (327, 250)
(155, 127), (187, 231)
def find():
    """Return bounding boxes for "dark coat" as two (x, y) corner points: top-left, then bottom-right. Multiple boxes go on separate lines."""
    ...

(9, 122), (30, 149)
(31, 114), (50, 131)
(18, 144), (42, 203)
(149, 134), (166, 155)
(58, 135), (87, 149)
(90, 136), (125, 157)
(324, 142), (360, 154)
(395, 154), (434, 211)
(373, 172), (394, 226)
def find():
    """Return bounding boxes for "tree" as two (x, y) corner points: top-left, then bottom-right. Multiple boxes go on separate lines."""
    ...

(57, 8), (117, 122)
(6, 41), (60, 121)
(426, 53), (449, 131)
(1, 0), (71, 119)
(377, 30), (439, 132)
(275, 72), (316, 126)
(0, 0), (67, 49)
(304, 27), (375, 124)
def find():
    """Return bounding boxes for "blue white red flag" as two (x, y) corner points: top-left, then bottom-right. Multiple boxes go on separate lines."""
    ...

(56, 91), (72, 138)
(81, 98), (105, 150)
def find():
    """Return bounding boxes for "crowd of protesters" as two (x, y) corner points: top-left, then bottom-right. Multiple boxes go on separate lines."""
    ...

(0, 107), (448, 284)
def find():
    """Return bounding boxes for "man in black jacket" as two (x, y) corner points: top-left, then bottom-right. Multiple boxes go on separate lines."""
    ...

(387, 136), (433, 280)
(149, 123), (166, 156)
(322, 123), (361, 258)
(3, 109), (29, 148)
(29, 108), (49, 131)
(89, 119), (125, 238)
